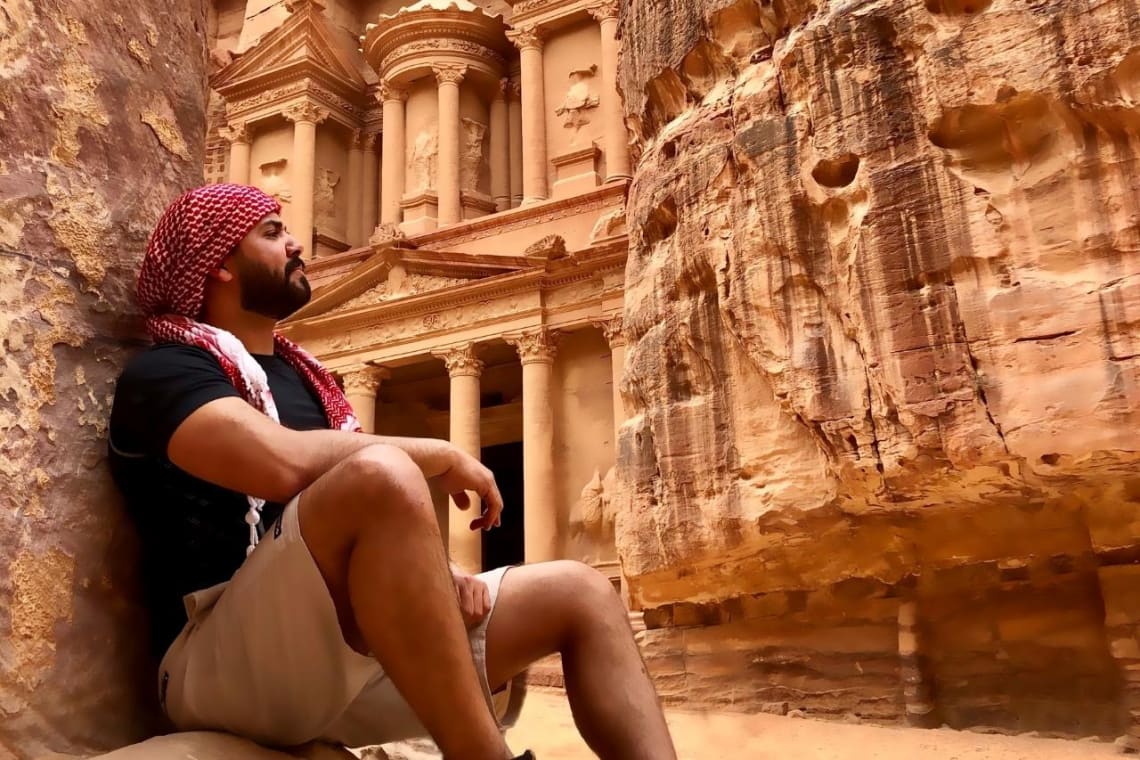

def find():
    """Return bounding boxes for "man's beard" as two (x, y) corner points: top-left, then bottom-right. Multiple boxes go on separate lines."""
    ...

(237, 257), (311, 320)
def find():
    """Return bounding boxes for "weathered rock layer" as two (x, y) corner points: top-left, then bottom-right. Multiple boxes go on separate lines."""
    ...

(0, 1), (208, 757)
(616, 0), (1140, 737)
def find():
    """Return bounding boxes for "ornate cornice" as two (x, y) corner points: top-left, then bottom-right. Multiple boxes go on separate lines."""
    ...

(282, 101), (330, 124)
(341, 365), (390, 396)
(506, 26), (544, 52)
(507, 328), (559, 364)
(433, 62), (468, 86)
(432, 343), (485, 377)
(219, 121), (252, 145)
(285, 0), (326, 11)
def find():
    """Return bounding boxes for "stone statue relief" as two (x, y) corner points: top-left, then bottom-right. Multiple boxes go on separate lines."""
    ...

(407, 128), (438, 194)
(313, 168), (340, 238)
(258, 159), (291, 203)
(460, 117), (487, 194)
(556, 64), (600, 135)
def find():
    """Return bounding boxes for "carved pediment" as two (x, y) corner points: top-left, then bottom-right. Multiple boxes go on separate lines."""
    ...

(328, 273), (471, 315)
(211, 1), (367, 95)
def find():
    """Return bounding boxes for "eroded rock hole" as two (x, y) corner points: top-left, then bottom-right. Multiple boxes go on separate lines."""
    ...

(644, 69), (689, 138)
(1039, 453), (1061, 466)
(643, 196), (678, 246)
(680, 39), (735, 98)
(924, 0), (993, 14)
(811, 153), (861, 188)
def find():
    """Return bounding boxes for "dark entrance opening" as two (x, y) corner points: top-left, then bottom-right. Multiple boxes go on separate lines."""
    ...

(481, 441), (525, 572)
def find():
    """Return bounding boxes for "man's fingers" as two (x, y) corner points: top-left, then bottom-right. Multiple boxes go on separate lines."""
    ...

(452, 490), (471, 510)
(480, 581), (491, 616)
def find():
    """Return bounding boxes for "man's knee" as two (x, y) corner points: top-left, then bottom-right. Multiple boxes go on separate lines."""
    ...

(548, 560), (624, 617)
(318, 444), (435, 531)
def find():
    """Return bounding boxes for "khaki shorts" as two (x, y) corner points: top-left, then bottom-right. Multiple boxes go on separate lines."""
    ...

(157, 497), (517, 749)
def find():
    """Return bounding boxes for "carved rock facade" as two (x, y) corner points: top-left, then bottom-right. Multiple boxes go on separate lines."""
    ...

(617, 0), (1140, 738)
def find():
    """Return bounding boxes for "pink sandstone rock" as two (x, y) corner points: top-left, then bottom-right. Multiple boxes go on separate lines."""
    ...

(0, 0), (209, 756)
(615, 0), (1140, 738)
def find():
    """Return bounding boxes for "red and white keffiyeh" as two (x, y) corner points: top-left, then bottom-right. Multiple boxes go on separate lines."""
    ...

(138, 183), (360, 556)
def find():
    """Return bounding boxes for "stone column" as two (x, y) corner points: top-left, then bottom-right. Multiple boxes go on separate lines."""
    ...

(506, 27), (548, 205)
(898, 598), (936, 728)
(433, 64), (466, 226)
(596, 317), (627, 445)
(380, 81), (407, 225)
(490, 80), (510, 212)
(345, 130), (363, 247)
(283, 102), (329, 259)
(433, 344), (485, 573)
(508, 329), (559, 563)
(507, 78), (524, 209)
(360, 132), (378, 243)
(588, 1), (632, 182)
(342, 365), (389, 435)
(220, 121), (252, 185)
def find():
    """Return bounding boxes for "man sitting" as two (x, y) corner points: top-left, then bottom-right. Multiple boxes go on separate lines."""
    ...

(107, 184), (677, 760)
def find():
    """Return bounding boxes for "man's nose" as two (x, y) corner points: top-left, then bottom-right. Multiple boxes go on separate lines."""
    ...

(286, 236), (303, 258)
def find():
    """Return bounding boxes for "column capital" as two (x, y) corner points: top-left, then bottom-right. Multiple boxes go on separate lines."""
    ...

(341, 365), (390, 396)
(219, 121), (252, 145)
(495, 77), (510, 102)
(506, 26), (545, 52)
(348, 129), (363, 150)
(594, 316), (626, 348)
(506, 77), (523, 100)
(360, 131), (378, 152)
(433, 344), (485, 377)
(587, 0), (619, 21)
(433, 63), (468, 86)
(282, 102), (330, 125)
(507, 329), (559, 364)
(377, 79), (408, 103)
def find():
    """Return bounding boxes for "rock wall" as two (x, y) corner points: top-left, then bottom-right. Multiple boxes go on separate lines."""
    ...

(0, 2), (208, 757)
(616, 0), (1140, 739)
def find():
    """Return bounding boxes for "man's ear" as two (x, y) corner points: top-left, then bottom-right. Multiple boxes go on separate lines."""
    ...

(208, 263), (234, 283)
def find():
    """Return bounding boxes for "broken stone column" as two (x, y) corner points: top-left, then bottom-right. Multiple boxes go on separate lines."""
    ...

(0, 1), (208, 756)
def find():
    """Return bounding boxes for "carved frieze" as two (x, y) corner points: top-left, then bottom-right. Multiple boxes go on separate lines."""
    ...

(384, 39), (506, 71)
(433, 344), (485, 378)
(369, 222), (407, 247)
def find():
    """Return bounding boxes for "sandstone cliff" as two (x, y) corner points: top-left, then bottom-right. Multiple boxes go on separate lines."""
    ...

(0, 1), (208, 756)
(616, 0), (1140, 738)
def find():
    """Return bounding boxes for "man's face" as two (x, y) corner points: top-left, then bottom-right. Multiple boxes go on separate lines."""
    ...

(227, 214), (311, 320)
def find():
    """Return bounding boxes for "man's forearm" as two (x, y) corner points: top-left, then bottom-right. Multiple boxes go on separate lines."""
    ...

(287, 429), (456, 495)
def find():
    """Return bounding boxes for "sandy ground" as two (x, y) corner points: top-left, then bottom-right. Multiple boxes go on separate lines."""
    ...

(494, 689), (1118, 760)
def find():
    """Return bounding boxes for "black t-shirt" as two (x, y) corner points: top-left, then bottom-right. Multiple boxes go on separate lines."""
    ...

(108, 343), (331, 654)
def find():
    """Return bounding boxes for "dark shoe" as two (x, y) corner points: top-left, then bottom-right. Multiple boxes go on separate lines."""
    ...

(513, 752), (535, 760)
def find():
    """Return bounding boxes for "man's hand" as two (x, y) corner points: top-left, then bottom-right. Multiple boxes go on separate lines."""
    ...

(434, 445), (504, 531)
(451, 564), (491, 630)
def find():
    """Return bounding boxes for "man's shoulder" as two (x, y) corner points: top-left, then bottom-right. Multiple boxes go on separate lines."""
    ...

(118, 343), (221, 383)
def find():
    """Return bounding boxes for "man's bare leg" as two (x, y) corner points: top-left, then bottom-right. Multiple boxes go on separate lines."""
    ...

(298, 445), (511, 760)
(485, 561), (677, 760)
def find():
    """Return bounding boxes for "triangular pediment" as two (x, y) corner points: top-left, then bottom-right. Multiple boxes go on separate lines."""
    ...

(212, 2), (367, 94)
(286, 245), (534, 322)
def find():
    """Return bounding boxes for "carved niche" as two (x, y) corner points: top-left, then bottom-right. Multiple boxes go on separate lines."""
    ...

(407, 128), (438, 193)
(259, 159), (291, 203)
(460, 117), (487, 193)
(314, 168), (340, 238)
(555, 64), (600, 133)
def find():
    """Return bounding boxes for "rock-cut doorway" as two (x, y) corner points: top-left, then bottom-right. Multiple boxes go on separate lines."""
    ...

(481, 441), (525, 572)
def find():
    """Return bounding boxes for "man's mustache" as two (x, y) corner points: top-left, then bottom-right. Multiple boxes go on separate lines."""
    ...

(285, 258), (305, 276)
